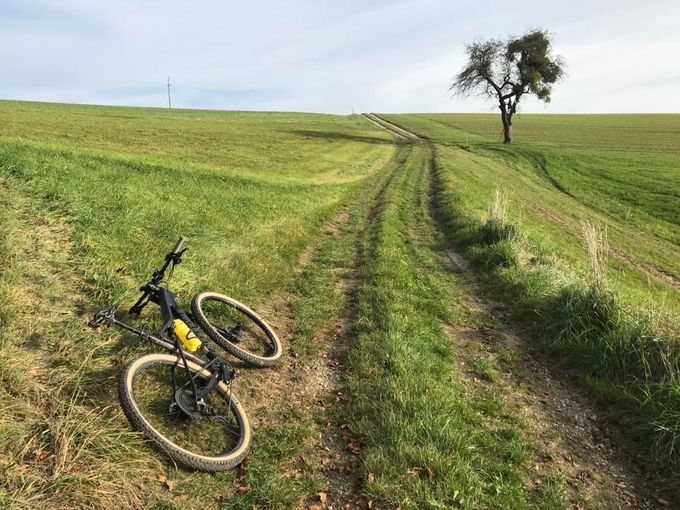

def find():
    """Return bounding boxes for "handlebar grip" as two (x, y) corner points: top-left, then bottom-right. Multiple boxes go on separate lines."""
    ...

(171, 236), (187, 254)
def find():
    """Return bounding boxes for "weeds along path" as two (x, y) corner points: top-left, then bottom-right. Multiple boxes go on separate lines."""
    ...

(0, 179), (162, 509)
(360, 116), (663, 508)
(524, 202), (680, 291)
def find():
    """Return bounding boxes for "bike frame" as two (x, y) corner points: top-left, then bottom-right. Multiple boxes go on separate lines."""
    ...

(90, 236), (236, 402)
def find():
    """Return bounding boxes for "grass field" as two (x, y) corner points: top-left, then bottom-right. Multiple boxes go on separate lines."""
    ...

(0, 100), (396, 508)
(382, 113), (680, 309)
(1, 101), (678, 509)
(382, 112), (680, 481)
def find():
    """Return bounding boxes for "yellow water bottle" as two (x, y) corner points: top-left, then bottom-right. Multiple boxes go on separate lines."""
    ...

(173, 319), (202, 352)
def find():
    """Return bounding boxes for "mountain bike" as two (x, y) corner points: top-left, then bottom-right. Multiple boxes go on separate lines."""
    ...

(88, 236), (282, 470)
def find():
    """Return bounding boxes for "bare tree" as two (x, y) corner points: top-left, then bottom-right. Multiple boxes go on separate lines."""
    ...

(451, 29), (564, 143)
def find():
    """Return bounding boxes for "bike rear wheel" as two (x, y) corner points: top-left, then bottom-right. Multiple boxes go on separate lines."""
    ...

(191, 292), (283, 367)
(118, 353), (250, 471)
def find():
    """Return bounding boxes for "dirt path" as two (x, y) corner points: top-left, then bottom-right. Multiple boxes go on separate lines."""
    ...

(442, 249), (663, 509)
(362, 113), (420, 143)
(368, 114), (670, 509)
(231, 155), (404, 509)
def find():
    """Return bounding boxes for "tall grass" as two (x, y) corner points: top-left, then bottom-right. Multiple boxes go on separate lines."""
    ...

(432, 156), (680, 480)
(581, 220), (608, 295)
(488, 188), (509, 236)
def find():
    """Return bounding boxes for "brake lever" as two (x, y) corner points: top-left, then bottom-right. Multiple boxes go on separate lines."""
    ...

(166, 247), (188, 266)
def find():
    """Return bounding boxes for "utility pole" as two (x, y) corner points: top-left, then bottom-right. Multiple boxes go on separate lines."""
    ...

(167, 77), (172, 108)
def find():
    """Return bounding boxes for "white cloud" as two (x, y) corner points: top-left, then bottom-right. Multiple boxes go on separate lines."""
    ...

(0, 0), (678, 113)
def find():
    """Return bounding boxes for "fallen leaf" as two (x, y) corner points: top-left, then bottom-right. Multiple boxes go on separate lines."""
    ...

(347, 438), (361, 455)
(658, 498), (670, 507)
(157, 473), (174, 492)
(309, 505), (322, 510)
(34, 449), (49, 461)
(317, 491), (328, 503)
(368, 473), (375, 483)
(172, 494), (187, 503)
(342, 505), (352, 510)
(367, 500), (373, 509)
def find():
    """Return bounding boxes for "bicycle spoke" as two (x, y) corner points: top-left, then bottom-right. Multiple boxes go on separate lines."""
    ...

(131, 362), (242, 457)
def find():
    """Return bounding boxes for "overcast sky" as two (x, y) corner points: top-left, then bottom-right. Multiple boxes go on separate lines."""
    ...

(1, 0), (678, 114)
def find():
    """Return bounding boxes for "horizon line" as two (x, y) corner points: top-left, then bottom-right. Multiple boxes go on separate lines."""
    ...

(1, 98), (678, 116)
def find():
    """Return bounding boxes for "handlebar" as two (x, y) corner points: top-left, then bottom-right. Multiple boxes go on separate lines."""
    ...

(171, 236), (187, 255)
(129, 235), (188, 315)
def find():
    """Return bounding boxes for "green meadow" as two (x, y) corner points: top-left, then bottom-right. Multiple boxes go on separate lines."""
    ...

(383, 113), (680, 310)
(0, 100), (394, 508)
(0, 101), (678, 509)
(383, 112), (680, 483)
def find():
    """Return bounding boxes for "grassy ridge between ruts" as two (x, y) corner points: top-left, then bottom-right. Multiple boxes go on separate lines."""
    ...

(380, 113), (680, 484)
(342, 141), (573, 509)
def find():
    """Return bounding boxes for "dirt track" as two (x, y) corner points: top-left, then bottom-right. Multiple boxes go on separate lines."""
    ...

(366, 113), (670, 509)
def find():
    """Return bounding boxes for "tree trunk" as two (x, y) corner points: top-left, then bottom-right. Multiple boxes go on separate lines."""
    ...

(499, 103), (512, 144)
(503, 122), (512, 144)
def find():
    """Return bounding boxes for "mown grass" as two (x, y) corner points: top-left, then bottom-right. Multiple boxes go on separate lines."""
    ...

(381, 113), (680, 484)
(4, 98), (675, 508)
(384, 112), (680, 152)
(0, 101), (395, 508)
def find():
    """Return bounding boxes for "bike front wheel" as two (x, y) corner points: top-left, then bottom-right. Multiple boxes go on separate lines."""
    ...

(191, 292), (283, 367)
(118, 353), (251, 471)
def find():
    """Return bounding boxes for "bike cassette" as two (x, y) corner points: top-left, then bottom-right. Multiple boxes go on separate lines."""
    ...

(219, 323), (244, 343)
(172, 389), (218, 419)
(172, 389), (207, 418)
